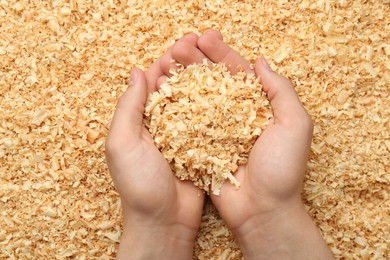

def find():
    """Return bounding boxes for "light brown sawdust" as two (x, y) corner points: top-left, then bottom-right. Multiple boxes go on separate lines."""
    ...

(0, 0), (389, 259)
(144, 62), (271, 195)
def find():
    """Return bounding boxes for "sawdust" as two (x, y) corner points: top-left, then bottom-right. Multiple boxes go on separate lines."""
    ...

(144, 62), (271, 195)
(1, 0), (389, 259)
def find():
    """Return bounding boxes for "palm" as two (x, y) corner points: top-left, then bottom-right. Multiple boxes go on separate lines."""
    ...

(107, 33), (209, 232)
(211, 121), (311, 230)
(194, 29), (314, 232)
(112, 126), (203, 229)
(247, 123), (309, 201)
(116, 128), (174, 212)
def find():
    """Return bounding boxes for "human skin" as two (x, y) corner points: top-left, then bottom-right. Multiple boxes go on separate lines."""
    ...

(105, 34), (209, 259)
(198, 30), (334, 259)
(105, 30), (334, 259)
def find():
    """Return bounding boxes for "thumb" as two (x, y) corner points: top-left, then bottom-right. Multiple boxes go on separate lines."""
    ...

(108, 68), (148, 140)
(255, 58), (310, 126)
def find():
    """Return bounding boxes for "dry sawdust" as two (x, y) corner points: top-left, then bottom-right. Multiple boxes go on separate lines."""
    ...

(0, 0), (389, 259)
(144, 62), (271, 195)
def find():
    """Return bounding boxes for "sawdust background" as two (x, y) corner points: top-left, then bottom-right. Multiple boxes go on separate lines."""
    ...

(0, 0), (389, 259)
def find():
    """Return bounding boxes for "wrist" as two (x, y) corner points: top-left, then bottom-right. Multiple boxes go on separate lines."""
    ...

(232, 201), (334, 260)
(117, 220), (197, 260)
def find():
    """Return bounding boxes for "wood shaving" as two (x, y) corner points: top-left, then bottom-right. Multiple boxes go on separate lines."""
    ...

(0, 0), (388, 259)
(144, 62), (271, 195)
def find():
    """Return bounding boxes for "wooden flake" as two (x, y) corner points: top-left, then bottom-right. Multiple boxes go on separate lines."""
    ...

(144, 63), (271, 194)
(1, 0), (388, 258)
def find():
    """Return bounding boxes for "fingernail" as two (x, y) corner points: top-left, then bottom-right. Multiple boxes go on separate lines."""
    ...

(261, 58), (272, 71)
(130, 70), (138, 86)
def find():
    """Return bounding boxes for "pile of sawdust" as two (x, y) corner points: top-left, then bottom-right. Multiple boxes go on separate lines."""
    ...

(1, 0), (388, 259)
(144, 62), (271, 195)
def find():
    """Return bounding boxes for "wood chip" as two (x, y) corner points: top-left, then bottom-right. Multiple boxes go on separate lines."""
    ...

(144, 62), (271, 194)
(1, 0), (388, 259)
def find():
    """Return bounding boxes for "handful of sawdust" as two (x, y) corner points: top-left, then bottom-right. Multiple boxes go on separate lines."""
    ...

(144, 62), (272, 195)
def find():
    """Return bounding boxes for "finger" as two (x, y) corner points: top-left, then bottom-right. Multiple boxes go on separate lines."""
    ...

(198, 29), (253, 75)
(109, 68), (147, 140)
(171, 40), (210, 67)
(160, 34), (209, 75)
(255, 58), (311, 127)
(145, 33), (199, 92)
(159, 50), (180, 76)
(157, 47), (210, 90)
(156, 75), (168, 89)
(203, 29), (223, 40)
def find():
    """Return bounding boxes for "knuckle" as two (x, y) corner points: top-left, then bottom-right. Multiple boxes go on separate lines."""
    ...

(279, 74), (294, 86)
(305, 113), (314, 132)
(296, 110), (314, 133)
(104, 134), (123, 157)
(282, 108), (313, 135)
(104, 136), (116, 156)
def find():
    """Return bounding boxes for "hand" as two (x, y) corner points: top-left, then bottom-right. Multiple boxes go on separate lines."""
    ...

(105, 34), (209, 259)
(197, 30), (334, 259)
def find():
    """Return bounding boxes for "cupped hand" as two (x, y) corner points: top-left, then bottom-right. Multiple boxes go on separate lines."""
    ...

(197, 29), (312, 225)
(105, 34), (209, 259)
(197, 30), (333, 259)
